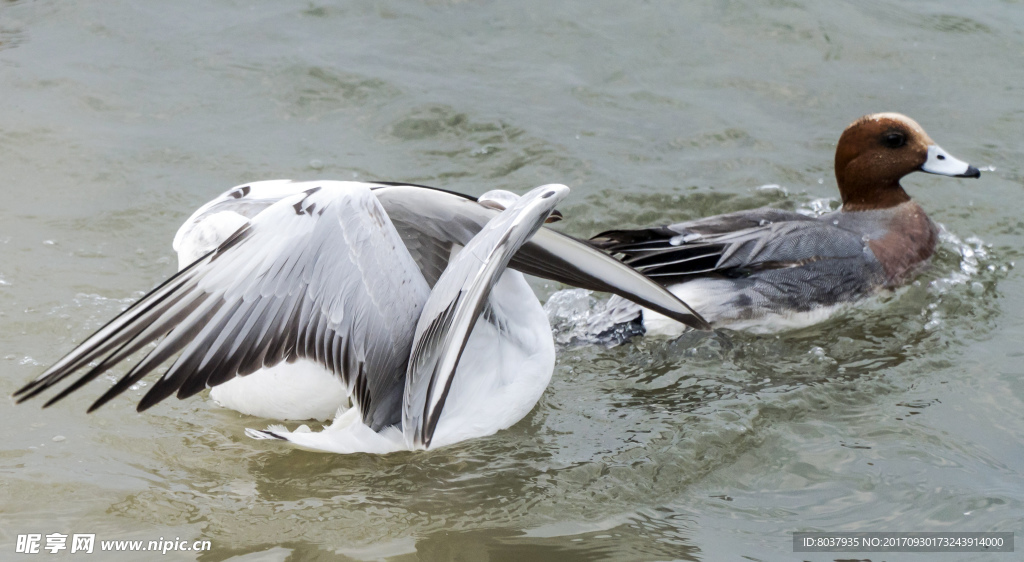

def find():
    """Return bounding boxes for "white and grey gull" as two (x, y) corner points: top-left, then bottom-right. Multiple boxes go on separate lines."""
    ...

(15, 180), (707, 453)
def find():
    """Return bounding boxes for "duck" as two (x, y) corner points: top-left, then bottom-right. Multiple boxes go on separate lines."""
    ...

(589, 112), (981, 336)
(14, 181), (706, 454)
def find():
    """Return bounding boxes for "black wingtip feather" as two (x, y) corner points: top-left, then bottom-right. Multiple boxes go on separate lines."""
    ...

(13, 382), (52, 404)
(14, 240), (228, 409)
(137, 378), (178, 412)
(590, 227), (678, 249)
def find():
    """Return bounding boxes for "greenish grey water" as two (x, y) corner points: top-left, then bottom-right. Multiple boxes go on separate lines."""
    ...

(1, 1), (1022, 560)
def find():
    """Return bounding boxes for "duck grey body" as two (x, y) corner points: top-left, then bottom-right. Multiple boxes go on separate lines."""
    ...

(591, 113), (979, 334)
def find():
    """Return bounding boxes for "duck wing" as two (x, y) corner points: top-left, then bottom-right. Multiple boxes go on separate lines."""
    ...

(402, 184), (567, 449)
(591, 206), (816, 250)
(592, 213), (871, 285)
(15, 183), (430, 431)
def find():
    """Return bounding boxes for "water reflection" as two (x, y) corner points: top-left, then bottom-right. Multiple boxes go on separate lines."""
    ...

(193, 514), (702, 562)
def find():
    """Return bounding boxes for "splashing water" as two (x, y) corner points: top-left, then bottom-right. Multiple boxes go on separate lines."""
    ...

(796, 197), (840, 217)
(544, 289), (644, 347)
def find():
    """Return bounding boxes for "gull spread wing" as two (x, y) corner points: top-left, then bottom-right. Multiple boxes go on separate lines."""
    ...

(168, 180), (706, 329)
(402, 184), (568, 449)
(15, 182), (430, 431)
(372, 185), (709, 330)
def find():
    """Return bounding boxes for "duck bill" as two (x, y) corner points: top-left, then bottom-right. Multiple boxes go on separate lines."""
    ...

(921, 144), (981, 178)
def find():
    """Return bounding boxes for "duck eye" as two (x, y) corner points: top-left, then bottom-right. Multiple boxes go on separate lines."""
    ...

(882, 132), (906, 148)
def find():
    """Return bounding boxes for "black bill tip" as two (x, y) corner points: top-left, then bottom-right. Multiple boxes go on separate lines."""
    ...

(544, 209), (564, 223)
(957, 165), (982, 179)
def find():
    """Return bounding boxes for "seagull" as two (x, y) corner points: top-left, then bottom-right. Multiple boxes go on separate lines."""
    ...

(15, 180), (706, 453)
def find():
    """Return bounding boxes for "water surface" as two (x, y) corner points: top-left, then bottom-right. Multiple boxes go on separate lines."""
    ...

(2, 1), (1022, 560)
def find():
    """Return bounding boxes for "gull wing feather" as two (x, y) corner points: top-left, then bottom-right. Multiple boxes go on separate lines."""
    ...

(16, 182), (430, 431)
(172, 180), (313, 254)
(174, 180), (467, 287)
(171, 180), (706, 329)
(373, 185), (708, 330)
(402, 184), (568, 449)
